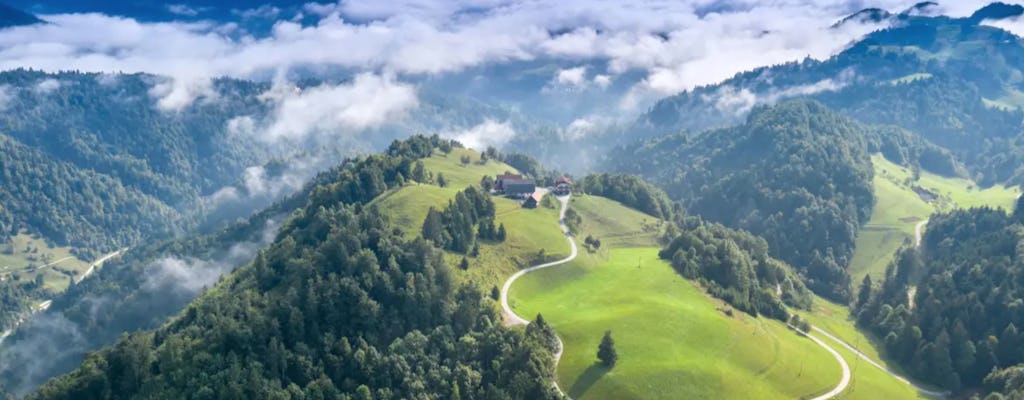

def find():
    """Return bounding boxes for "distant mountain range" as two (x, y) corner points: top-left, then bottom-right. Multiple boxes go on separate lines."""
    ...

(0, 1), (39, 27)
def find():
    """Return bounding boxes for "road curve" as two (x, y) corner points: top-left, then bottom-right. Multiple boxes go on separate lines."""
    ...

(499, 192), (577, 398)
(796, 327), (851, 400)
(811, 327), (949, 398)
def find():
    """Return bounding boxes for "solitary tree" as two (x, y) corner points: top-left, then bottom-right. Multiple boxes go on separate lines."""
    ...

(598, 330), (618, 367)
(496, 223), (507, 241)
(437, 173), (448, 188)
(459, 257), (470, 270)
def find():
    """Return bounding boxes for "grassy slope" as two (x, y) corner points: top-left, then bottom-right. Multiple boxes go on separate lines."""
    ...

(511, 248), (841, 400)
(509, 196), (851, 400)
(0, 233), (89, 293)
(800, 296), (939, 400)
(372, 147), (567, 290)
(849, 154), (1020, 281)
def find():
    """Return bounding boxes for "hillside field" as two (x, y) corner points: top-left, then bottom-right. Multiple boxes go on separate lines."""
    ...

(510, 248), (841, 399)
(0, 233), (89, 293)
(848, 154), (1020, 281)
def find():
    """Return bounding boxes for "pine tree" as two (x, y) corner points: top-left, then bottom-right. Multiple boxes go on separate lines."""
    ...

(459, 257), (470, 270)
(491, 286), (500, 300)
(411, 161), (426, 183)
(471, 242), (480, 257)
(437, 173), (448, 188)
(598, 330), (618, 367)
(856, 274), (872, 310)
(422, 207), (445, 246)
(497, 223), (507, 241)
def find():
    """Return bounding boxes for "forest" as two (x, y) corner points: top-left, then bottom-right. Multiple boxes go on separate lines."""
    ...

(612, 100), (876, 302)
(855, 198), (1024, 395)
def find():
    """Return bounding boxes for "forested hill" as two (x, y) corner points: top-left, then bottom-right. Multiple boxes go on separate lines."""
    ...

(611, 101), (885, 301)
(0, 70), (272, 254)
(633, 4), (1024, 187)
(854, 200), (1024, 394)
(19, 135), (563, 399)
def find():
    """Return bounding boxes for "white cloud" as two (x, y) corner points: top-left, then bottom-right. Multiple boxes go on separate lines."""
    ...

(563, 117), (606, 140)
(0, 85), (13, 111)
(446, 119), (516, 150)
(983, 17), (1024, 37)
(33, 79), (61, 94)
(555, 66), (588, 87)
(166, 4), (200, 17)
(704, 85), (758, 116)
(593, 74), (612, 89)
(0, 0), (999, 110)
(254, 73), (418, 142)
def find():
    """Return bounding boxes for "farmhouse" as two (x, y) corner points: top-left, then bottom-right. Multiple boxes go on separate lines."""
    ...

(495, 173), (536, 197)
(554, 176), (572, 195)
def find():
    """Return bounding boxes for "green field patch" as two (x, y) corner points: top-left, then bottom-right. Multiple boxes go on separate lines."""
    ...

(569, 195), (663, 249)
(511, 248), (841, 400)
(0, 233), (89, 293)
(849, 154), (1020, 281)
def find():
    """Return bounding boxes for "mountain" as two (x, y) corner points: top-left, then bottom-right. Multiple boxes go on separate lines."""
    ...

(832, 8), (893, 28)
(0, 2), (40, 28)
(632, 3), (1024, 187)
(611, 101), (882, 301)
(969, 2), (1024, 22)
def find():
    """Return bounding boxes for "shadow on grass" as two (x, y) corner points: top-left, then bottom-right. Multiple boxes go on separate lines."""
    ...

(568, 362), (611, 398)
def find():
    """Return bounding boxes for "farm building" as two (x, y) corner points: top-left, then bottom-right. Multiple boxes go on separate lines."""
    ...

(554, 176), (572, 195)
(523, 191), (545, 209)
(495, 173), (536, 197)
(494, 173), (525, 192)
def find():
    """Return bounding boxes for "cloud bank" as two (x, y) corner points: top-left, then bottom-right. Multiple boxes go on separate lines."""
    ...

(0, 0), (999, 113)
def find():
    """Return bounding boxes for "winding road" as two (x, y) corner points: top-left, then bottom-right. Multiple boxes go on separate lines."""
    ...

(499, 192), (577, 398)
(498, 192), (938, 399)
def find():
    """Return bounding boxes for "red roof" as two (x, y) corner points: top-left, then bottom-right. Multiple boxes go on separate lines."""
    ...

(555, 176), (572, 185)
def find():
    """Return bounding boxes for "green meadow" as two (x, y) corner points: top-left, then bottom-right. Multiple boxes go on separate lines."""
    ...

(848, 154), (1020, 281)
(510, 248), (841, 400)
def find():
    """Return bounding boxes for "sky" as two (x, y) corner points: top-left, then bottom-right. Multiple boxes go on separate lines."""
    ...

(0, 0), (1008, 139)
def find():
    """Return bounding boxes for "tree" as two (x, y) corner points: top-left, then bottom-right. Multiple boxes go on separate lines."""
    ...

(437, 173), (448, 188)
(598, 330), (618, 367)
(470, 243), (480, 257)
(856, 275), (873, 310)
(491, 286), (500, 300)
(460, 155), (471, 166)
(481, 175), (494, 192)
(497, 223), (507, 241)
(411, 161), (427, 183)
(459, 257), (470, 270)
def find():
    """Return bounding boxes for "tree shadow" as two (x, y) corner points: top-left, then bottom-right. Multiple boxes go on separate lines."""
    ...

(568, 362), (611, 398)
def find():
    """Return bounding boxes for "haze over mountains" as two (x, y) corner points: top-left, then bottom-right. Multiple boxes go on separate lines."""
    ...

(1, 0), (1024, 399)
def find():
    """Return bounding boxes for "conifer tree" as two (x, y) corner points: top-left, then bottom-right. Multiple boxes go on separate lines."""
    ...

(598, 330), (618, 367)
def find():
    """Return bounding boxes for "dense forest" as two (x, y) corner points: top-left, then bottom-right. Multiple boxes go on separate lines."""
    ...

(16, 136), (561, 399)
(855, 199), (1024, 394)
(0, 136), (467, 396)
(612, 100), (875, 301)
(27, 193), (560, 400)
(577, 174), (675, 220)
(660, 213), (813, 320)
(0, 70), (272, 253)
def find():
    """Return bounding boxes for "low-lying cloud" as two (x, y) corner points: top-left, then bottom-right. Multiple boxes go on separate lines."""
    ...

(445, 119), (516, 151)
(0, 1), (1000, 114)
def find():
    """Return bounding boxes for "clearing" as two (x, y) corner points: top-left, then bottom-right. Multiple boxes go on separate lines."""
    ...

(0, 232), (90, 293)
(510, 247), (842, 400)
(848, 154), (1019, 281)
